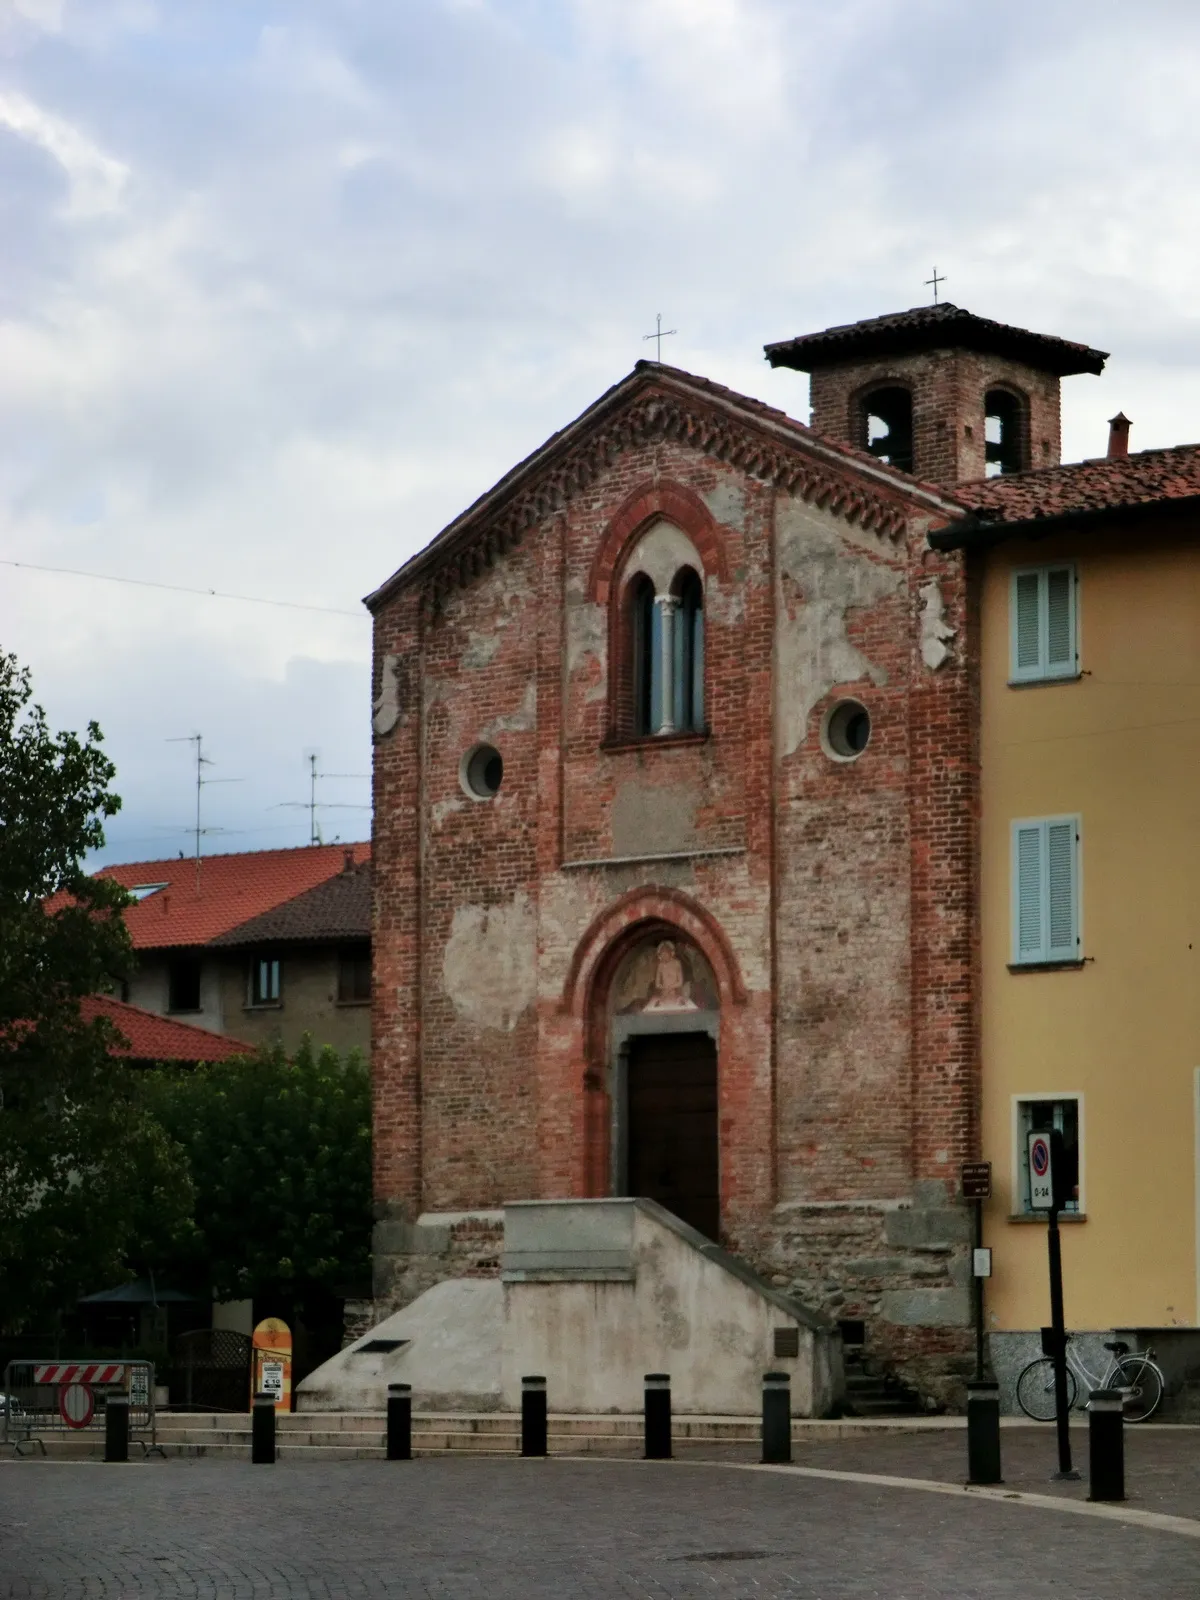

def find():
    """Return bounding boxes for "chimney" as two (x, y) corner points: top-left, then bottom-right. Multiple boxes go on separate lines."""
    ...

(342, 848), (355, 875)
(1107, 412), (1131, 459)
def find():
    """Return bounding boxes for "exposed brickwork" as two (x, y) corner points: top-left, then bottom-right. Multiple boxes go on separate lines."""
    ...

(807, 350), (1063, 486)
(368, 359), (985, 1398)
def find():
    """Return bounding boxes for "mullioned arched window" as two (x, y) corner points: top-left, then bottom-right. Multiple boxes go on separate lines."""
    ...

(620, 522), (706, 739)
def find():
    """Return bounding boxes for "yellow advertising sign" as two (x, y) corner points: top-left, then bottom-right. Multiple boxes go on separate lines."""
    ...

(251, 1317), (293, 1412)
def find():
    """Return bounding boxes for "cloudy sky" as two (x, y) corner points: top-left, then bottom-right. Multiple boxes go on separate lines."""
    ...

(3, 0), (1199, 865)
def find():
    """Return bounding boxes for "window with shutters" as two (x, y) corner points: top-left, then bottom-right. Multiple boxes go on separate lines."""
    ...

(1010, 564), (1078, 683)
(1015, 1097), (1082, 1214)
(1011, 816), (1081, 966)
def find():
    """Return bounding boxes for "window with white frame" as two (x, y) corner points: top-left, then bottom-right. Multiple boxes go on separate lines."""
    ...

(1011, 815), (1080, 965)
(1010, 564), (1078, 682)
(1015, 1097), (1081, 1213)
(249, 954), (282, 1006)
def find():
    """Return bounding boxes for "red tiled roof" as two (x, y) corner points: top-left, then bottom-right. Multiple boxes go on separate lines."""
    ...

(82, 995), (251, 1062)
(96, 842), (371, 950)
(937, 443), (1200, 538)
(765, 303), (1108, 378)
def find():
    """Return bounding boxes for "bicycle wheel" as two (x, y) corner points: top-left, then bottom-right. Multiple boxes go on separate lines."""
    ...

(1115, 1356), (1164, 1422)
(1016, 1357), (1078, 1421)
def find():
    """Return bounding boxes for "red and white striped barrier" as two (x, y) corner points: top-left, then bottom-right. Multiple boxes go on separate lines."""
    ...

(33, 1363), (125, 1385)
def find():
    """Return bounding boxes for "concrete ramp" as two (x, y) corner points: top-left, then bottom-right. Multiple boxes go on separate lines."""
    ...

(296, 1278), (502, 1412)
(502, 1199), (841, 1415)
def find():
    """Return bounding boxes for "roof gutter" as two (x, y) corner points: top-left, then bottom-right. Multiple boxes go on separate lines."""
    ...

(928, 490), (1200, 552)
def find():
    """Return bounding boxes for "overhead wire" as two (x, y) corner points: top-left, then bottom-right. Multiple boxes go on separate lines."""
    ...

(1, 558), (369, 619)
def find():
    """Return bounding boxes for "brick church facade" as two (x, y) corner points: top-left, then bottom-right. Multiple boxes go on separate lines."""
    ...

(365, 305), (1108, 1397)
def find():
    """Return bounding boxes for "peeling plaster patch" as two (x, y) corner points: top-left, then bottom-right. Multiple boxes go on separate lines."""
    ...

(703, 482), (746, 529)
(482, 681), (536, 738)
(775, 498), (903, 758)
(372, 653), (408, 738)
(705, 579), (743, 627)
(567, 601), (607, 701)
(442, 893), (537, 1031)
(918, 578), (956, 670)
(431, 795), (465, 829)
(462, 632), (501, 670)
(611, 779), (698, 858)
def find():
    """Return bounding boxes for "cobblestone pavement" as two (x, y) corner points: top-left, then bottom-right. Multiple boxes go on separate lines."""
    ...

(3, 1455), (1200, 1599)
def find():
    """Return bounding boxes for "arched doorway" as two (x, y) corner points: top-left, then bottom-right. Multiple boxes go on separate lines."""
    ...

(609, 936), (720, 1239)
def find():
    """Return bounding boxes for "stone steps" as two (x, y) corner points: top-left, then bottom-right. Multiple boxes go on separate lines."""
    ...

(10, 1410), (982, 1460)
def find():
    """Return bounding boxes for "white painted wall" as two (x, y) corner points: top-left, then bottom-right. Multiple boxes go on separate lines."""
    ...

(501, 1203), (840, 1415)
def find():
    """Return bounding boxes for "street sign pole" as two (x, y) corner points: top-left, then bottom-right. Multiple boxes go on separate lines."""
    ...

(1046, 1199), (1074, 1477)
(961, 1162), (992, 1385)
(1030, 1126), (1077, 1480)
(974, 1198), (985, 1382)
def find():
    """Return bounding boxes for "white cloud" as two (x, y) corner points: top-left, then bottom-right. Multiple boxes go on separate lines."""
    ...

(2, 0), (1200, 860)
(0, 88), (127, 213)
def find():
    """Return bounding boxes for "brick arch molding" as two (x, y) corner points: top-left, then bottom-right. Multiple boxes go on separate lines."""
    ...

(561, 885), (748, 1023)
(587, 479), (730, 606)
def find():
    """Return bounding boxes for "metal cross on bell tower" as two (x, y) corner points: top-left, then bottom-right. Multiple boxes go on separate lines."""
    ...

(925, 266), (947, 304)
(643, 313), (677, 362)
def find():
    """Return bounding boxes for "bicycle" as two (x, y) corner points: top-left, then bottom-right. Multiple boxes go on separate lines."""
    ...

(1015, 1335), (1165, 1423)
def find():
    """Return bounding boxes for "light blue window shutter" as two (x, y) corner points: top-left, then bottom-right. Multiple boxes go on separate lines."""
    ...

(1013, 573), (1041, 677)
(1015, 824), (1045, 960)
(1046, 820), (1077, 959)
(1045, 568), (1075, 674)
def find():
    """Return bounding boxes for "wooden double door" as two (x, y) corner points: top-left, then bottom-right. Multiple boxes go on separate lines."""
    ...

(625, 1031), (719, 1241)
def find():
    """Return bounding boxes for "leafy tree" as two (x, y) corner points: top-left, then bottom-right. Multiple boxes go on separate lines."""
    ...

(140, 1040), (372, 1308)
(0, 650), (194, 1331)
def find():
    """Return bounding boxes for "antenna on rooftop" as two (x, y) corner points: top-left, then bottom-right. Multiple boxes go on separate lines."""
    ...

(272, 752), (370, 845)
(166, 734), (243, 889)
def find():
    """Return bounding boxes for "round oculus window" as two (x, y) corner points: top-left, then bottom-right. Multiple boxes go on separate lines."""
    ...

(461, 743), (503, 800)
(823, 700), (871, 761)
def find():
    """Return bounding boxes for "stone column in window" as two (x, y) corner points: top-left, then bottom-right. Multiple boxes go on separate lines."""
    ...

(654, 594), (679, 734)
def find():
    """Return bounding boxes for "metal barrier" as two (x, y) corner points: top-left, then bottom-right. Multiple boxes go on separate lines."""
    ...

(2, 1360), (160, 1456)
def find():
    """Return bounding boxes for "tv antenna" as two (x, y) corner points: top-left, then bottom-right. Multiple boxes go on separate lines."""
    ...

(166, 734), (242, 886)
(272, 752), (370, 845)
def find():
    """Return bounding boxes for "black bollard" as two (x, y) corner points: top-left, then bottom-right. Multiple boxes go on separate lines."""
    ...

(387, 1383), (412, 1461)
(644, 1373), (672, 1460)
(966, 1380), (1002, 1485)
(252, 1391), (276, 1465)
(104, 1395), (130, 1463)
(761, 1372), (791, 1464)
(1088, 1389), (1125, 1503)
(521, 1375), (547, 1458)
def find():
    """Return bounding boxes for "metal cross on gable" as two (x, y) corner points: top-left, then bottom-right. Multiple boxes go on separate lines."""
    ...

(643, 312), (677, 362)
(925, 266), (947, 304)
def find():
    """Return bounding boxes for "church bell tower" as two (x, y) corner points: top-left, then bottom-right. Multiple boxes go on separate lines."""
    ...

(765, 303), (1107, 489)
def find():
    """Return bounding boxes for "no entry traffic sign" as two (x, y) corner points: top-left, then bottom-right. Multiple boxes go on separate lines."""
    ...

(58, 1382), (95, 1429)
(1028, 1131), (1054, 1210)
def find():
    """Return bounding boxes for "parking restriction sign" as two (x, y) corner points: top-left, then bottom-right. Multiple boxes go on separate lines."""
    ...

(1028, 1131), (1054, 1210)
